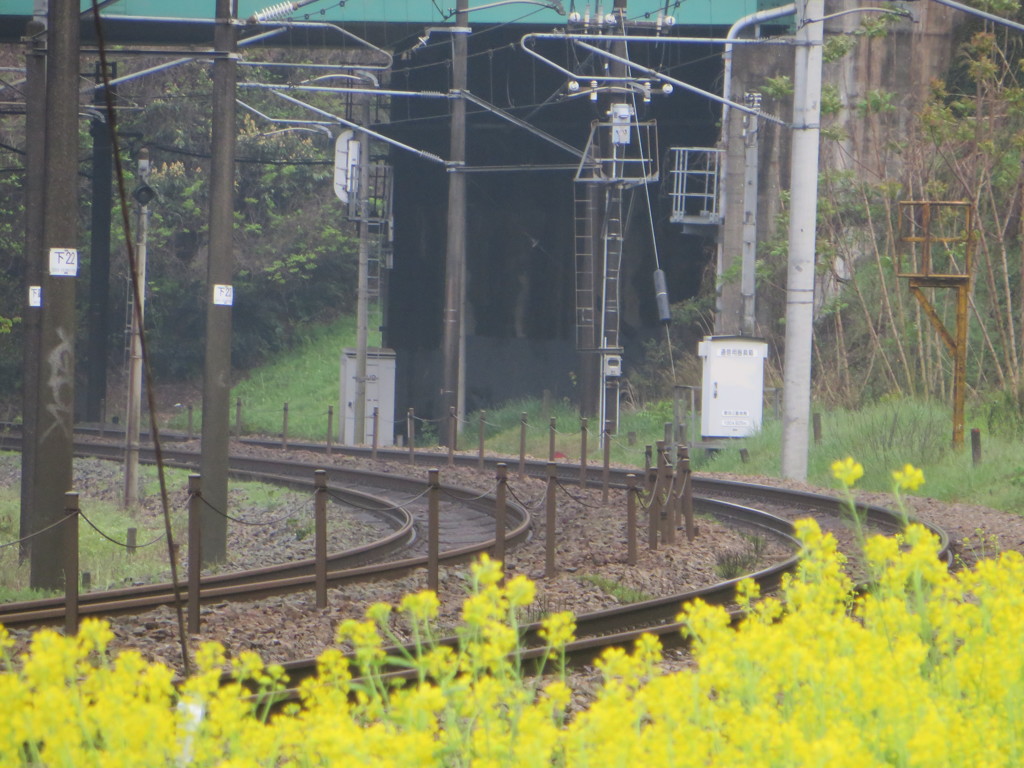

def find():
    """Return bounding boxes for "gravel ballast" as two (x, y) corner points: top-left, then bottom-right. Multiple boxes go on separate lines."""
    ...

(3, 449), (1023, 676)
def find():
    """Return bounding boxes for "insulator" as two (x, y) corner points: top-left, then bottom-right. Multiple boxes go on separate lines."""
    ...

(653, 269), (671, 324)
(249, 2), (296, 23)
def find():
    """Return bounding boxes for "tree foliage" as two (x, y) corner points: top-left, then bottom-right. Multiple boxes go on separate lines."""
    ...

(0, 47), (363, 401)
(807, 15), (1024, 430)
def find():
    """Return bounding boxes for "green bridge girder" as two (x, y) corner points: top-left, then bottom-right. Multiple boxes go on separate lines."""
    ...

(1, 1), (792, 35)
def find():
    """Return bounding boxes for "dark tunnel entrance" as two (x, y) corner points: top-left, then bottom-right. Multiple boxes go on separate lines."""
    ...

(382, 24), (723, 420)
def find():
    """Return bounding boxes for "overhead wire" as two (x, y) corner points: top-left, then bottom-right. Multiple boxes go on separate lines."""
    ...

(621, 17), (676, 382)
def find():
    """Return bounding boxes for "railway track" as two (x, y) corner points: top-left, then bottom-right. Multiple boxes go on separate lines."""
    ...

(15, 424), (952, 555)
(0, 425), (951, 690)
(235, 432), (951, 566)
(0, 436), (531, 627)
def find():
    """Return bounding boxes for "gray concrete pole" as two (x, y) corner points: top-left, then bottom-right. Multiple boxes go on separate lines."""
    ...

(200, 0), (237, 564)
(19, 19), (46, 559)
(716, 4), (797, 336)
(31, 0), (80, 591)
(124, 149), (150, 509)
(441, 0), (468, 447)
(740, 99), (760, 336)
(781, 0), (824, 481)
(354, 100), (371, 443)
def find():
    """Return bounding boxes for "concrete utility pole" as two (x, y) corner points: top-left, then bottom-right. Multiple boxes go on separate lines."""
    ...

(19, 17), (45, 559)
(354, 93), (371, 444)
(717, 4), (795, 336)
(124, 148), (151, 509)
(200, 0), (237, 565)
(780, 0), (824, 481)
(31, 0), (79, 591)
(740, 92), (761, 336)
(441, 0), (468, 447)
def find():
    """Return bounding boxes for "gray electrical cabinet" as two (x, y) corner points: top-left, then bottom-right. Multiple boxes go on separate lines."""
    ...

(339, 348), (396, 445)
(698, 336), (768, 439)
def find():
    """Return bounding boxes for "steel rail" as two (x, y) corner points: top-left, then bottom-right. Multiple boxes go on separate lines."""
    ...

(245, 492), (947, 705)
(238, 496), (799, 701)
(1, 423), (951, 555)
(0, 437), (531, 627)
(224, 432), (950, 560)
(0, 427), (949, 633)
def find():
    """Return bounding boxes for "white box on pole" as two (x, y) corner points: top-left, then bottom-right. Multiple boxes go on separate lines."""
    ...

(339, 347), (396, 445)
(698, 336), (768, 439)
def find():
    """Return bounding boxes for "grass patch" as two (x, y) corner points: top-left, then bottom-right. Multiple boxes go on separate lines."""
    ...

(700, 397), (1024, 514)
(167, 314), (381, 440)
(0, 462), (180, 601)
(164, 313), (1024, 515)
(577, 573), (653, 604)
(462, 398), (673, 469)
(713, 532), (769, 581)
(0, 453), (315, 599)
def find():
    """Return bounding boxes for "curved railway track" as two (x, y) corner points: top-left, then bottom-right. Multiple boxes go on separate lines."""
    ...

(235, 433), (951, 563)
(0, 436), (530, 627)
(0, 425), (952, 691)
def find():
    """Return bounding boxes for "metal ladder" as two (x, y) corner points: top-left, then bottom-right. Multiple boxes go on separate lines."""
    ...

(365, 219), (391, 299)
(573, 184), (596, 350)
(601, 185), (624, 351)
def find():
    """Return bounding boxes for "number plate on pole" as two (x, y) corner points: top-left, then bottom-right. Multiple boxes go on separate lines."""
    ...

(48, 248), (78, 277)
(213, 284), (234, 306)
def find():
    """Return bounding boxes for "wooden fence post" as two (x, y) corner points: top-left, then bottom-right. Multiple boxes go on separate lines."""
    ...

(579, 418), (588, 488)
(626, 473), (639, 566)
(408, 408), (416, 465)
(188, 474), (202, 634)
(518, 412), (528, 479)
(314, 470), (328, 609)
(478, 411), (486, 471)
(494, 463), (508, 570)
(63, 491), (79, 636)
(326, 405), (334, 455)
(428, 469), (440, 592)
(545, 462), (558, 578)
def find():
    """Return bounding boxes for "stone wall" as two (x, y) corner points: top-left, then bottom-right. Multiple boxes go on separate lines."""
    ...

(720, 2), (961, 337)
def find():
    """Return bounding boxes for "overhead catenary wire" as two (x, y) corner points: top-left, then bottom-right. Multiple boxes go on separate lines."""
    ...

(621, 26), (676, 381)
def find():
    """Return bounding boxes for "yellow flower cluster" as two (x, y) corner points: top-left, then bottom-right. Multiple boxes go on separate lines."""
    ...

(831, 455), (865, 487)
(8, 489), (1024, 766)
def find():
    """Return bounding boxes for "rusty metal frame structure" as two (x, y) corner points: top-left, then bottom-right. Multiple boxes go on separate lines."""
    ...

(896, 200), (974, 450)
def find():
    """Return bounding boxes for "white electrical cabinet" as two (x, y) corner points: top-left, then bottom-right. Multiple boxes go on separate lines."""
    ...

(339, 348), (396, 445)
(698, 336), (768, 439)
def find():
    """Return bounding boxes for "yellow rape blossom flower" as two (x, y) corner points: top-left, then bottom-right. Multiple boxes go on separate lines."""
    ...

(14, 506), (1024, 768)
(504, 573), (536, 608)
(471, 552), (504, 588)
(399, 590), (440, 622)
(892, 462), (925, 492)
(366, 601), (393, 625)
(831, 455), (864, 487)
(539, 610), (576, 649)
